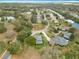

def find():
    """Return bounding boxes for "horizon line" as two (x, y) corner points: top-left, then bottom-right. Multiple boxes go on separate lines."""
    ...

(0, 1), (79, 3)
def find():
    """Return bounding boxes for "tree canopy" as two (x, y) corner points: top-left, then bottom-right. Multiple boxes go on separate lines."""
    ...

(8, 42), (21, 54)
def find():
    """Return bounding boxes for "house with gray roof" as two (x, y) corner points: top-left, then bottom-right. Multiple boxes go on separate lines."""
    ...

(63, 32), (72, 39)
(49, 36), (68, 46)
(34, 35), (43, 44)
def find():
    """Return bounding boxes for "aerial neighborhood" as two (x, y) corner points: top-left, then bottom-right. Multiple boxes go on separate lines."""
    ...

(0, 3), (79, 59)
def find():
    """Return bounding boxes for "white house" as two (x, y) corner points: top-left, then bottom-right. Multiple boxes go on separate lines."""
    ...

(4, 16), (15, 21)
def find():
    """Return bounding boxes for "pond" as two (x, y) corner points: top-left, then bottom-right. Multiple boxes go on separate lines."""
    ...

(72, 23), (79, 29)
(65, 19), (79, 29)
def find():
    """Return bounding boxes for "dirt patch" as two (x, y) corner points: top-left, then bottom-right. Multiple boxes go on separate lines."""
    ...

(0, 23), (16, 42)
(74, 29), (79, 34)
(11, 47), (43, 59)
(32, 24), (46, 30)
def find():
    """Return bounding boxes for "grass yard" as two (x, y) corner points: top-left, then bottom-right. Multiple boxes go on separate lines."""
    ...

(46, 31), (55, 38)
(0, 41), (7, 56)
(25, 33), (48, 49)
(34, 33), (48, 49)
(11, 33), (49, 59)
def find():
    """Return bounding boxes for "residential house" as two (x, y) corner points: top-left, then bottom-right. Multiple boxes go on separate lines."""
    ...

(4, 16), (15, 22)
(63, 32), (72, 39)
(49, 36), (68, 46)
(34, 35), (43, 44)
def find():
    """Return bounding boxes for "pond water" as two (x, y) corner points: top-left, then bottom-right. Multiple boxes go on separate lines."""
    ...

(65, 19), (79, 29)
(72, 23), (79, 29)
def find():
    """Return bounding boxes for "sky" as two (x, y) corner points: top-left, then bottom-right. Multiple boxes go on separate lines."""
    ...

(0, 0), (79, 3)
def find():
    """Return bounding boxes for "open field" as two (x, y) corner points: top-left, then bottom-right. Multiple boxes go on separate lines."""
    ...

(11, 47), (42, 59)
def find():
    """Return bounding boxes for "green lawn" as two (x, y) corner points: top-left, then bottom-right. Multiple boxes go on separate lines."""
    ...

(0, 41), (6, 54)
(25, 33), (48, 49)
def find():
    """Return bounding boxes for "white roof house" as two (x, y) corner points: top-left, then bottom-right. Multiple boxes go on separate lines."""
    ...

(30, 9), (34, 11)
(34, 35), (43, 44)
(65, 19), (74, 24)
(4, 16), (15, 21)
(26, 12), (31, 14)
(0, 16), (15, 22)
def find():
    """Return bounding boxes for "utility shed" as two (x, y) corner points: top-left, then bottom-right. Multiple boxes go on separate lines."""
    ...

(63, 32), (72, 39)
(34, 35), (43, 44)
(50, 36), (68, 46)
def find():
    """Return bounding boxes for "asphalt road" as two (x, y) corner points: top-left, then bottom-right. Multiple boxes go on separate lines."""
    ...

(47, 9), (64, 19)
(2, 51), (11, 59)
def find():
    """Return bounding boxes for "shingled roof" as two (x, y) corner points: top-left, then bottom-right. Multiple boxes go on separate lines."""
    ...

(50, 36), (68, 46)
(34, 35), (43, 44)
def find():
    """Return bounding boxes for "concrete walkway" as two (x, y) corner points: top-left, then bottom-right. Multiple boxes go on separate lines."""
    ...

(42, 31), (50, 41)
(31, 29), (50, 41)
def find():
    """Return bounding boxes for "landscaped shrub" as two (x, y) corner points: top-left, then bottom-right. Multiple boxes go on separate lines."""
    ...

(42, 20), (48, 25)
(25, 36), (35, 46)
(17, 29), (31, 43)
(31, 15), (37, 23)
